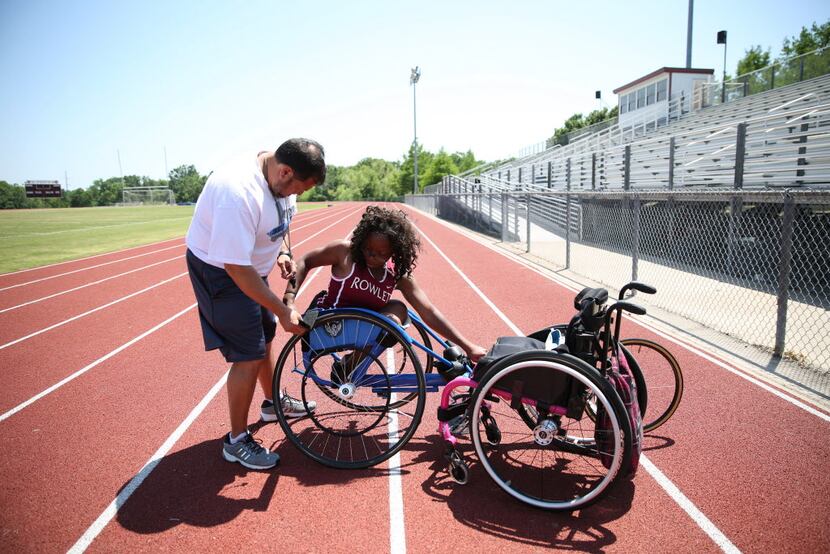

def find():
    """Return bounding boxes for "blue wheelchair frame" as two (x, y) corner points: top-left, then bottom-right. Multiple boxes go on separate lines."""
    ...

(296, 307), (468, 395)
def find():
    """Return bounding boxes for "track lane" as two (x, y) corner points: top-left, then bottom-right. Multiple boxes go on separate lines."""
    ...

(401, 206), (830, 553)
(0, 206), (369, 552)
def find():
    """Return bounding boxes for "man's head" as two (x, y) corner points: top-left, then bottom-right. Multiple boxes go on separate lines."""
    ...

(271, 138), (326, 196)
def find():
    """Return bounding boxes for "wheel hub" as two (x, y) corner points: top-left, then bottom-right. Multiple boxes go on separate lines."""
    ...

(338, 383), (356, 399)
(533, 419), (558, 446)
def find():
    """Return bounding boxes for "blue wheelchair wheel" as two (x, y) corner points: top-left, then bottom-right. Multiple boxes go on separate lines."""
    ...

(273, 309), (426, 469)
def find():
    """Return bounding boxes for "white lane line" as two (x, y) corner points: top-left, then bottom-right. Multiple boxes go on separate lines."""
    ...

(640, 456), (741, 554)
(64, 217), (357, 551)
(0, 206), (340, 291)
(0, 243), (185, 292)
(0, 304), (197, 423)
(408, 206), (830, 421)
(0, 255), (182, 314)
(0, 273), (187, 351)
(413, 222), (742, 554)
(67, 368), (230, 554)
(386, 349), (406, 554)
(68, 267), (331, 552)
(0, 237), (184, 277)
(0, 207), (363, 352)
(0, 204), (344, 281)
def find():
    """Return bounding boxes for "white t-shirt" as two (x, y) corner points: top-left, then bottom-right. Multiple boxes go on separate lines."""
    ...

(186, 153), (296, 276)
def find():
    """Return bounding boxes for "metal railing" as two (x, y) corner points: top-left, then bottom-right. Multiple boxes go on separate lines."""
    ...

(695, 46), (830, 108)
(407, 188), (830, 373)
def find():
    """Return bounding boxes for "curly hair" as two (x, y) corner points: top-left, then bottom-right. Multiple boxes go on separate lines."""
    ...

(350, 206), (420, 281)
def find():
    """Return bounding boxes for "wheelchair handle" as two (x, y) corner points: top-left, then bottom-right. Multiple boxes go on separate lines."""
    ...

(300, 309), (320, 329)
(619, 281), (656, 299)
(602, 301), (646, 360)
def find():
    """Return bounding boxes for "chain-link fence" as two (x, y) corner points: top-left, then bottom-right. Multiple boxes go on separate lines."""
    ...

(407, 190), (830, 373)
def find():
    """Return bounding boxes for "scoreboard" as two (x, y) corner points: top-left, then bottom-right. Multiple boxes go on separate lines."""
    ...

(25, 180), (62, 198)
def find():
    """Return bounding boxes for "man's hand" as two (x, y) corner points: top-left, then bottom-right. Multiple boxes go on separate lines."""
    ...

(277, 255), (296, 280)
(279, 307), (307, 335)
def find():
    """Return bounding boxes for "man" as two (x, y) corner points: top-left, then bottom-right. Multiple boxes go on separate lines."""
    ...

(185, 138), (326, 470)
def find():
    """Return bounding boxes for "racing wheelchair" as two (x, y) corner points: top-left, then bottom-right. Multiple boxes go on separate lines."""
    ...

(271, 283), (656, 511)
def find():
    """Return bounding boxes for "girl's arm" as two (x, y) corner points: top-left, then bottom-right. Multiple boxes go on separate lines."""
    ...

(283, 240), (350, 308)
(397, 275), (487, 361)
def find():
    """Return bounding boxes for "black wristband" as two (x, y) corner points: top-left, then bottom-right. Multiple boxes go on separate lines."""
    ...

(278, 251), (293, 259)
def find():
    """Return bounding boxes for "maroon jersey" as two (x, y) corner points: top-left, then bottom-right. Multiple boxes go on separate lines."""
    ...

(316, 262), (396, 311)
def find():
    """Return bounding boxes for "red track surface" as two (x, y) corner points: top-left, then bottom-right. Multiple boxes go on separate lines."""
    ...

(0, 202), (827, 553)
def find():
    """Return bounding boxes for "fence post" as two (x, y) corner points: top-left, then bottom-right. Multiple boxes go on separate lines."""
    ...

(774, 193), (794, 357)
(796, 119), (809, 183)
(566, 158), (572, 269)
(591, 153), (596, 190)
(624, 145), (631, 190)
(632, 195), (640, 282)
(526, 192), (532, 253)
(501, 193), (508, 242)
(770, 64), (776, 89)
(729, 123), (747, 274)
(547, 161), (552, 188)
(668, 136), (675, 190)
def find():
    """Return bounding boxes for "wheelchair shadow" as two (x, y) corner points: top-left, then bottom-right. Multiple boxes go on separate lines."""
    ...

(400, 436), (636, 551)
(115, 438), (279, 534)
(642, 434), (675, 452)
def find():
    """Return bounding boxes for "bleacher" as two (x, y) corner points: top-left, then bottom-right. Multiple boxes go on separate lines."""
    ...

(464, 63), (830, 192)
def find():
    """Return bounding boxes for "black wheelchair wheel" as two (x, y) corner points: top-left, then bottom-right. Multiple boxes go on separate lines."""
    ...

(273, 310), (426, 469)
(470, 351), (632, 511)
(620, 338), (683, 432)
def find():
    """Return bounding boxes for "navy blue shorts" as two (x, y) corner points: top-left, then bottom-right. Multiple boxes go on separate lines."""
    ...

(186, 249), (277, 363)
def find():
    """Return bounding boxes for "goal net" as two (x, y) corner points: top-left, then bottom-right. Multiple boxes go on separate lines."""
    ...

(122, 186), (176, 205)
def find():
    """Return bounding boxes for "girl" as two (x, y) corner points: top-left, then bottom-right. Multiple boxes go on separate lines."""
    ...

(282, 206), (486, 364)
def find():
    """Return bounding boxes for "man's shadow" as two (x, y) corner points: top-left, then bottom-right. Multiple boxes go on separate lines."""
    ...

(116, 437), (279, 533)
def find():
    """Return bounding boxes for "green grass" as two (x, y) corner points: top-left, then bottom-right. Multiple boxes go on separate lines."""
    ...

(0, 202), (329, 274)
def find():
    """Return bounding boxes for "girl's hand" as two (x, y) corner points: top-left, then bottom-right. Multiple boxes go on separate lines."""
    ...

(466, 344), (488, 363)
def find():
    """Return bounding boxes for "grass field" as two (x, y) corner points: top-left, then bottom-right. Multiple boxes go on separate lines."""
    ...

(0, 203), (328, 273)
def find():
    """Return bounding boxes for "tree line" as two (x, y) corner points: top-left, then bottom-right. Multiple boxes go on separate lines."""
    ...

(0, 147), (481, 209)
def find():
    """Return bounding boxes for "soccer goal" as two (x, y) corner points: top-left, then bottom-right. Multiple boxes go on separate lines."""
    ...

(122, 186), (176, 205)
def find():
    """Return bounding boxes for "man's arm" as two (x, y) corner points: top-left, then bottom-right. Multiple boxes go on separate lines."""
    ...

(224, 263), (305, 334)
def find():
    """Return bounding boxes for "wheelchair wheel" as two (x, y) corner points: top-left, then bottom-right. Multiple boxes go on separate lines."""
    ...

(620, 338), (683, 432)
(273, 310), (426, 469)
(470, 351), (632, 511)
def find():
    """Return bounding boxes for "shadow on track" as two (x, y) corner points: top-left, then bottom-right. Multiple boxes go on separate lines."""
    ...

(400, 436), (636, 551)
(115, 438), (280, 533)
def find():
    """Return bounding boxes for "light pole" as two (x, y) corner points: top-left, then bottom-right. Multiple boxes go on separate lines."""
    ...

(717, 30), (728, 103)
(410, 66), (421, 194)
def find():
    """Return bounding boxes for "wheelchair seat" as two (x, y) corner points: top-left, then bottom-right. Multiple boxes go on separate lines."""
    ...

(473, 336), (546, 380)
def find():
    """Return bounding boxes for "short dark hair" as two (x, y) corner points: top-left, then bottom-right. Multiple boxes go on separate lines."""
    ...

(275, 138), (326, 184)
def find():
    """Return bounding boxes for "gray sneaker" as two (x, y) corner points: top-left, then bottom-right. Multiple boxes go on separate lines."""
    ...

(260, 391), (317, 421)
(222, 433), (280, 470)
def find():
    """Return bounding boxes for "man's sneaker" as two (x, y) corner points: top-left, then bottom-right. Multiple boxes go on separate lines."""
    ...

(261, 391), (317, 421)
(222, 433), (280, 470)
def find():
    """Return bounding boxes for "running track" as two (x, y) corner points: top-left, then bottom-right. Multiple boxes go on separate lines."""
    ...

(0, 202), (827, 553)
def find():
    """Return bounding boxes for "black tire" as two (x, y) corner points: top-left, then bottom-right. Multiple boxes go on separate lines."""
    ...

(470, 351), (632, 511)
(620, 338), (683, 432)
(273, 310), (426, 469)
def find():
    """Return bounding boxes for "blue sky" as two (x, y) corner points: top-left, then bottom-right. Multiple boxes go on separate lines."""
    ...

(1, 0), (828, 189)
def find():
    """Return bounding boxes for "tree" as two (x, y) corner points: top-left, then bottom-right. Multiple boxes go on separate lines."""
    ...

(0, 181), (27, 209)
(737, 45), (771, 76)
(781, 20), (830, 57)
(168, 165), (205, 203)
(422, 148), (458, 188)
(68, 188), (93, 207)
(87, 177), (124, 206)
